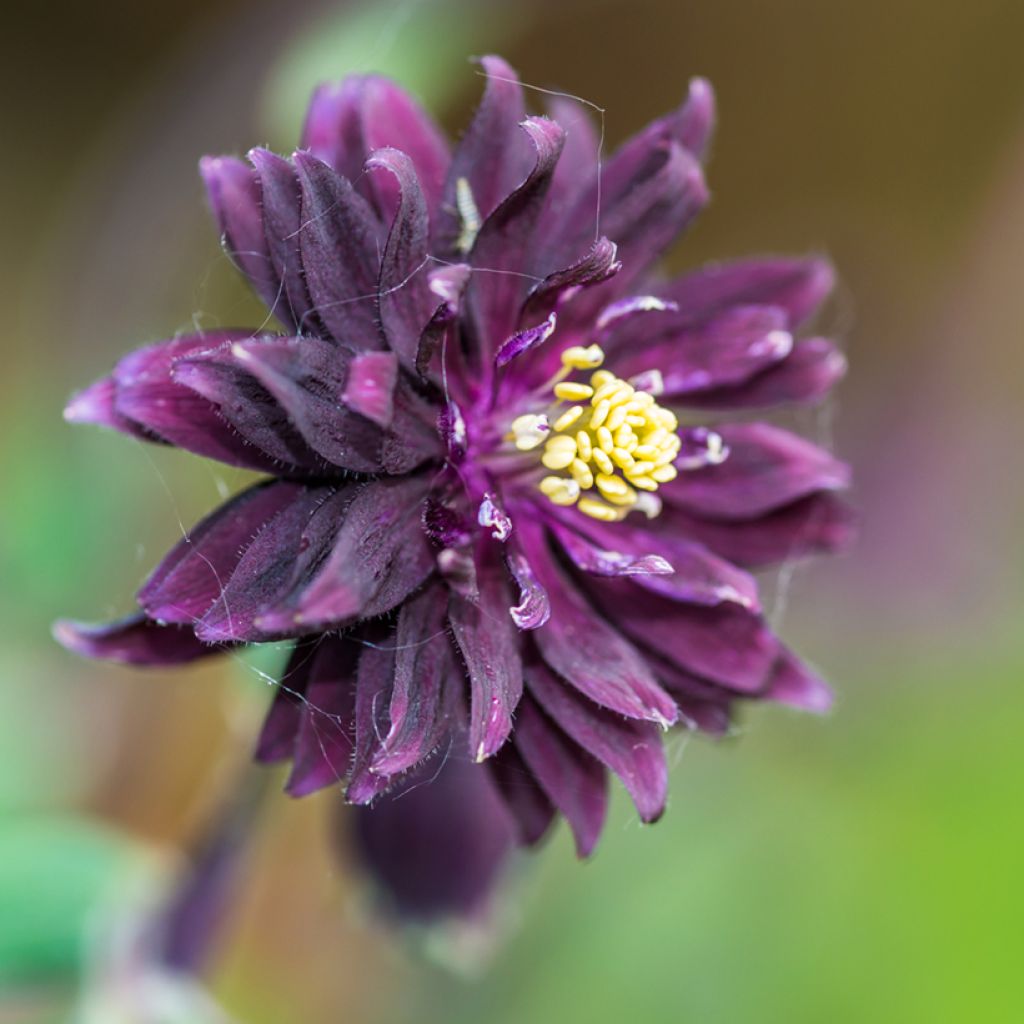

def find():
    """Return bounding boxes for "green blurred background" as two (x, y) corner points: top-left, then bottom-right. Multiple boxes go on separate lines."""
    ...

(3, 0), (1023, 1020)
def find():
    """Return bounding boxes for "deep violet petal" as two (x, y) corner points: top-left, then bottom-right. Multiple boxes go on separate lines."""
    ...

(53, 615), (221, 666)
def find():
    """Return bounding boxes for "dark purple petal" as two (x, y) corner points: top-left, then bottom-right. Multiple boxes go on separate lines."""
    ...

(350, 751), (515, 923)
(545, 80), (713, 284)
(506, 548), (550, 630)
(488, 742), (556, 847)
(95, 331), (318, 474)
(547, 513), (759, 611)
(513, 697), (607, 857)
(467, 116), (566, 359)
(287, 477), (435, 630)
(247, 149), (319, 336)
(346, 639), (397, 804)
(526, 659), (667, 822)
(660, 256), (835, 330)
(763, 648), (834, 713)
(302, 75), (450, 229)
(520, 237), (621, 326)
(449, 545), (523, 761)
(438, 55), (530, 254)
(293, 150), (384, 348)
(53, 615), (220, 666)
(199, 156), (292, 331)
(372, 584), (458, 778)
(254, 640), (317, 764)
(368, 149), (435, 374)
(495, 312), (557, 369)
(584, 581), (778, 693)
(285, 636), (360, 797)
(518, 520), (678, 726)
(196, 486), (344, 642)
(658, 492), (855, 569)
(661, 423), (850, 521)
(610, 305), (794, 398)
(139, 482), (303, 626)
(684, 337), (847, 409)
(544, 95), (601, 228)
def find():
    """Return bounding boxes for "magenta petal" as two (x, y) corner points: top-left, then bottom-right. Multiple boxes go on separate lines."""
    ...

(64, 375), (151, 440)
(449, 547), (523, 761)
(661, 492), (854, 569)
(341, 350), (399, 429)
(685, 337), (848, 410)
(519, 521), (678, 726)
(662, 256), (835, 330)
(764, 649), (834, 713)
(520, 237), (621, 326)
(372, 585), (458, 778)
(611, 305), (794, 397)
(662, 423), (851, 521)
(200, 155), (293, 332)
(293, 150), (385, 349)
(548, 514), (759, 611)
(139, 481), (303, 625)
(53, 615), (219, 665)
(506, 547), (551, 630)
(291, 476), (435, 630)
(285, 636), (360, 797)
(585, 581), (778, 693)
(513, 697), (608, 858)
(526, 660), (668, 823)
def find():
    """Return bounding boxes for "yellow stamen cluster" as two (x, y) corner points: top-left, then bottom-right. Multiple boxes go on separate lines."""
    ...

(513, 344), (681, 521)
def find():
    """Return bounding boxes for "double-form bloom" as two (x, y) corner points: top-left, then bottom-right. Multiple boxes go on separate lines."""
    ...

(57, 57), (851, 920)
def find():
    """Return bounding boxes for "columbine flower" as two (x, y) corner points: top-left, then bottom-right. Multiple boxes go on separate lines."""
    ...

(57, 57), (851, 891)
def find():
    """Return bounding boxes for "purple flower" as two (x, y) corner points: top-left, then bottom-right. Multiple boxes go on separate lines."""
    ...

(57, 58), (851, 897)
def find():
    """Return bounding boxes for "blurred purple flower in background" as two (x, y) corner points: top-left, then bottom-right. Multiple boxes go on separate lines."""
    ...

(55, 56), (851, 921)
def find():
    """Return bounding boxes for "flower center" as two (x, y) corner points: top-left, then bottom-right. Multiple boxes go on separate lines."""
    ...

(509, 344), (683, 522)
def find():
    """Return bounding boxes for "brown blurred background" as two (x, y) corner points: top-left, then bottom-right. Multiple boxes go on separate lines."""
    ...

(3, 1), (1024, 1021)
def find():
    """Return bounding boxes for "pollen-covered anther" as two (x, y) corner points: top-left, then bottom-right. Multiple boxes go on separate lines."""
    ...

(526, 342), (691, 520)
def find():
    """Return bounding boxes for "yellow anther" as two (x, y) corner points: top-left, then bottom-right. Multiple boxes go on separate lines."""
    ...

(570, 458), (594, 489)
(560, 344), (605, 369)
(611, 447), (635, 471)
(542, 434), (577, 470)
(606, 405), (630, 432)
(552, 405), (584, 432)
(510, 413), (550, 451)
(554, 382), (594, 402)
(592, 381), (624, 405)
(575, 430), (592, 461)
(525, 340), (685, 520)
(539, 476), (581, 505)
(589, 400), (611, 429)
(578, 497), (624, 522)
(626, 473), (658, 491)
(592, 448), (614, 475)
